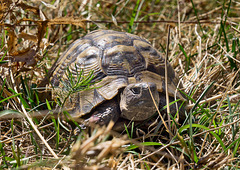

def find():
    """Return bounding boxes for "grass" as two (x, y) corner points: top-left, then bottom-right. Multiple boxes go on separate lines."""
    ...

(0, 0), (240, 169)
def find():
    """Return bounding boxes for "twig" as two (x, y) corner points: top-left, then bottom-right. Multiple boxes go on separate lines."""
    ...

(0, 20), (226, 28)
(165, 25), (172, 135)
(186, 90), (238, 109)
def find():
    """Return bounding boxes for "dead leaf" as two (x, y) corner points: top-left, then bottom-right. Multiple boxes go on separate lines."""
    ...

(18, 32), (38, 42)
(18, 2), (39, 15)
(7, 28), (18, 54)
(0, 0), (10, 20)
(48, 17), (86, 28)
(39, 9), (47, 21)
(111, 14), (118, 26)
(229, 94), (240, 103)
(41, 0), (60, 9)
(37, 20), (48, 50)
(11, 48), (37, 66)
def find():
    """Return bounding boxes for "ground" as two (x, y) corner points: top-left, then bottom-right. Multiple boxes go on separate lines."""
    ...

(0, 0), (240, 169)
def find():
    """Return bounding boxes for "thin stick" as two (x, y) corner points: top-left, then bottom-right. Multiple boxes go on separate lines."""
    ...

(0, 20), (227, 28)
(165, 25), (171, 133)
(148, 87), (174, 137)
(177, 0), (181, 40)
(186, 90), (238, 109)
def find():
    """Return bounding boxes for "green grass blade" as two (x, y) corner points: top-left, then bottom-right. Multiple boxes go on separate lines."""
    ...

(0, 50), (7, 64)
(128, 0), (141, 33)
(224, 137), (240, 153)
(191, 81), (215, 112)
(221, 22), (229, 52)
(124, 123), (131, 139)
(62, 110), (82, 130)
(227, 96), (235, 141)
(8, 88), (29, 109)
(0, 93), (22, 104)
(0, 110), (23, 118)
(178, 44), (190, 71)
(0, 142), (5, 156)
(218, 0), (232, 44)
(179, 123), (226, 151)
(232, 140), (240, 157)
(142, 142), (163, 146)
(190, 0), (206, 38)
(67, 25), (72, 42)
(126, 144), (139, 150)
(46, 99), (59, 149)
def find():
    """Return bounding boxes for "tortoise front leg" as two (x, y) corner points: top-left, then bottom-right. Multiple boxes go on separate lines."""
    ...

(87, 99), (120, 126)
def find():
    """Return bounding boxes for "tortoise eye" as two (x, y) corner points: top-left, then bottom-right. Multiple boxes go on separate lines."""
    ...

(130, 87), (141, 94)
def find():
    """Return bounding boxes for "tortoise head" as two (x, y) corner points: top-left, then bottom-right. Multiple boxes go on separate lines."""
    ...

(120, 82), (159, 121)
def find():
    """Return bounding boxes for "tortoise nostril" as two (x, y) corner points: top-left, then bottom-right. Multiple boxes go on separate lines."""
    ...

(130, 87), (141, 94)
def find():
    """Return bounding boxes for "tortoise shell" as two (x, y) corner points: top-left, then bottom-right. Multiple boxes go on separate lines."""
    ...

(51, 30), (184, 119)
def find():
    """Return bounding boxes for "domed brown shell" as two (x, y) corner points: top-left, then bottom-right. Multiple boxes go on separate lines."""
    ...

(51, 30), (184, 118)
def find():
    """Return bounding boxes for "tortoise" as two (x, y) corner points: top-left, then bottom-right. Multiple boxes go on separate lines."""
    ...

(50, 30), (185, 126)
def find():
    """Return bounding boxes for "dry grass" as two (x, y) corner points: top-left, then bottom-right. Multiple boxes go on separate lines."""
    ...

(0, 0), (240, 169)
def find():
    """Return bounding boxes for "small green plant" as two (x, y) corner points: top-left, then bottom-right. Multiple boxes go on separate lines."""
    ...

(54, 64), (96, 108)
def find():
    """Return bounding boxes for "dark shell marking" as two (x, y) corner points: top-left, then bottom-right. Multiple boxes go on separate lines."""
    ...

(51, 30), (183, 118)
